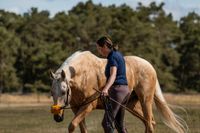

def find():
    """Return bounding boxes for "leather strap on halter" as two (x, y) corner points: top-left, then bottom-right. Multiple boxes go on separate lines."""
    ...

(61, 91), (100, 109)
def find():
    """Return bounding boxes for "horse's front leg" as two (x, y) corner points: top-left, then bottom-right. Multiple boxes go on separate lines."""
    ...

(79, 118), (87, 133)
(68, 104), (93, 133)
(72, 108), (88, 133)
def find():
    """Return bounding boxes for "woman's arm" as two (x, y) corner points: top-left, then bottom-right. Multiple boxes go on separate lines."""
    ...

(102, 66), (117, 96)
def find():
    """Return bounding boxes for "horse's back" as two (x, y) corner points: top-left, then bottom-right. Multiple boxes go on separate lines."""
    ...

(124, 56), (157, 90)
(125, 56), (156, 73)
(69, 51), (157, 93)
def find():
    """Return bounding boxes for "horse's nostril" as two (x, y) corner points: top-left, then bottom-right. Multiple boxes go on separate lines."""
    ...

(53, 113), (64, 122)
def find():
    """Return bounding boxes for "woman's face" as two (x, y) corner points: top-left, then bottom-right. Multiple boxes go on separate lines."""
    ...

(96, 44), (107, 57)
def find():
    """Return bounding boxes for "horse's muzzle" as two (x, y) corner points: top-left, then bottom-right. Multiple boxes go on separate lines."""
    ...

(51, 105), (64, 122)
(53, 111), (64, 122)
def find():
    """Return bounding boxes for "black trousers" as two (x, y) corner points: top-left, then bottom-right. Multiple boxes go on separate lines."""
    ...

(102, 85), (130, 133)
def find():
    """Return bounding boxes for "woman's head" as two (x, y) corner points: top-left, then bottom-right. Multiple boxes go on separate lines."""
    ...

(96, 36), (118, 57)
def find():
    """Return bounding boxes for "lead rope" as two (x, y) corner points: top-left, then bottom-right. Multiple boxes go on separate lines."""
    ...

(61, 91), (100, 109)
(100, 95), (122, 132)
(93, 88), (148, 124)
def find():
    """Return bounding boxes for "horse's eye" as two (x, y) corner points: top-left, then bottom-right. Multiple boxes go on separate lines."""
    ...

(61, 90), (66, 95)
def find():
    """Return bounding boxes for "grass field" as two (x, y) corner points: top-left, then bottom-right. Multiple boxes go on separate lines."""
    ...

(0, 93), (199, 133)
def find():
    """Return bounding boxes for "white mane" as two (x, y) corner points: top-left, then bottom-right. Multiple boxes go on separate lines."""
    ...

(56, 51), (81, 71)
(55, 51), (95, 79)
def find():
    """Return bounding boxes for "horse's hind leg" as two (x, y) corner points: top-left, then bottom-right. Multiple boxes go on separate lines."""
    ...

(127, 91), (156, 130)
(127, 91), (146, 124)
(135, 84), (155, 133)
(142, 98), (154, 133)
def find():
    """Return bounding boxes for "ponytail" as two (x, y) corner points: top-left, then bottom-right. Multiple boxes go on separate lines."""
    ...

(96, 36), (118, 51)
(112, 44), (118, 51)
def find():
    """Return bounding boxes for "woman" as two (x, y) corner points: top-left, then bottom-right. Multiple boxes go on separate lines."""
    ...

(96, 36), (130, 133)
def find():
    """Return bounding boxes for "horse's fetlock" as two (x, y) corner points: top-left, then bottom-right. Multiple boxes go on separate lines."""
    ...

(149, 124), (154, 133)
(68, 122), (77, 132)
(152, 121), (156, 128)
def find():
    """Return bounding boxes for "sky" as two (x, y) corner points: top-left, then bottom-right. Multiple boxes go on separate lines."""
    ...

(0, 0), (200, 20)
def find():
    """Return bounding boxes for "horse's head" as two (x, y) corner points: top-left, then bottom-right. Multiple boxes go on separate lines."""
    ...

(50, 69), (71, 122)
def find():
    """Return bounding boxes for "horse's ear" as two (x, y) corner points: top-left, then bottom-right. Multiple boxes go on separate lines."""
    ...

(61, 69), (66, 80)
(50, 70), (56, 79)
(69, 66), (76, 78)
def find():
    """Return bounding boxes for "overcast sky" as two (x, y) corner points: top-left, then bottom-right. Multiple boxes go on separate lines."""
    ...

(0, 0), (200, 20)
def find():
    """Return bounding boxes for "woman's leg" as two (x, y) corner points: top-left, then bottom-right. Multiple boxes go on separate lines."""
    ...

(102, 112), (115, 133)
(115, 106), (127, 133)
(102, 85), (129, 133)
(102, 93), (121, 133)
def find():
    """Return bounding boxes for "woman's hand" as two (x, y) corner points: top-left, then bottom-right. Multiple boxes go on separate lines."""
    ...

(102, 66), (117, 96)
(102, 87), (109, 96)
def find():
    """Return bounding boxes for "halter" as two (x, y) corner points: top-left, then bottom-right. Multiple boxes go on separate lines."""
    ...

(51, 78), (72, 115)
(65, 80), (71, 106)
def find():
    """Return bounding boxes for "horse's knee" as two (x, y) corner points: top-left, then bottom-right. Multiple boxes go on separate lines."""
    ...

(68, 122), (78, 133)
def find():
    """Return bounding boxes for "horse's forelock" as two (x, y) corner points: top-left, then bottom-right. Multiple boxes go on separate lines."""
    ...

(54, 70), (70, 82)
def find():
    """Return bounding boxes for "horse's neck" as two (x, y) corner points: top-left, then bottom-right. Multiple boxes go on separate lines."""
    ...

(72, 54), (106, 88)
(70, 53), (106, 72)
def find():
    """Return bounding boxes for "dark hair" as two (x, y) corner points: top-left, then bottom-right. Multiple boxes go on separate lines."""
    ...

(96, 36), (118, 51)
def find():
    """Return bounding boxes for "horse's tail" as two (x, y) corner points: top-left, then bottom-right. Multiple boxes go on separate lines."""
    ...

(154, 80), (188, 133)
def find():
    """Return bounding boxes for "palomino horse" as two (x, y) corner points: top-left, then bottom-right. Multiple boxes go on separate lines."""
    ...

(50, 51), (187, 133)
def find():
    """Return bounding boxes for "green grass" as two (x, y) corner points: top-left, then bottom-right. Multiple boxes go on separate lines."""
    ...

(0, 105), (199, 133)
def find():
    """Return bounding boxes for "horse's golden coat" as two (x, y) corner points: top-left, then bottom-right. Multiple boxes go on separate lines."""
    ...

(51, 51), (187, 133)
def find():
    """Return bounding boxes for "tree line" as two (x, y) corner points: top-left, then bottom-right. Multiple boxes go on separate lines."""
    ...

(0, 1), (199, 93)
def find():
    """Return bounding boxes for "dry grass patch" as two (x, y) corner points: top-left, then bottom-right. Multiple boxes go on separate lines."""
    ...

(164, 93), (200, 106)
(0, 93), (199, 133)
(0, 93), (52, 107)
